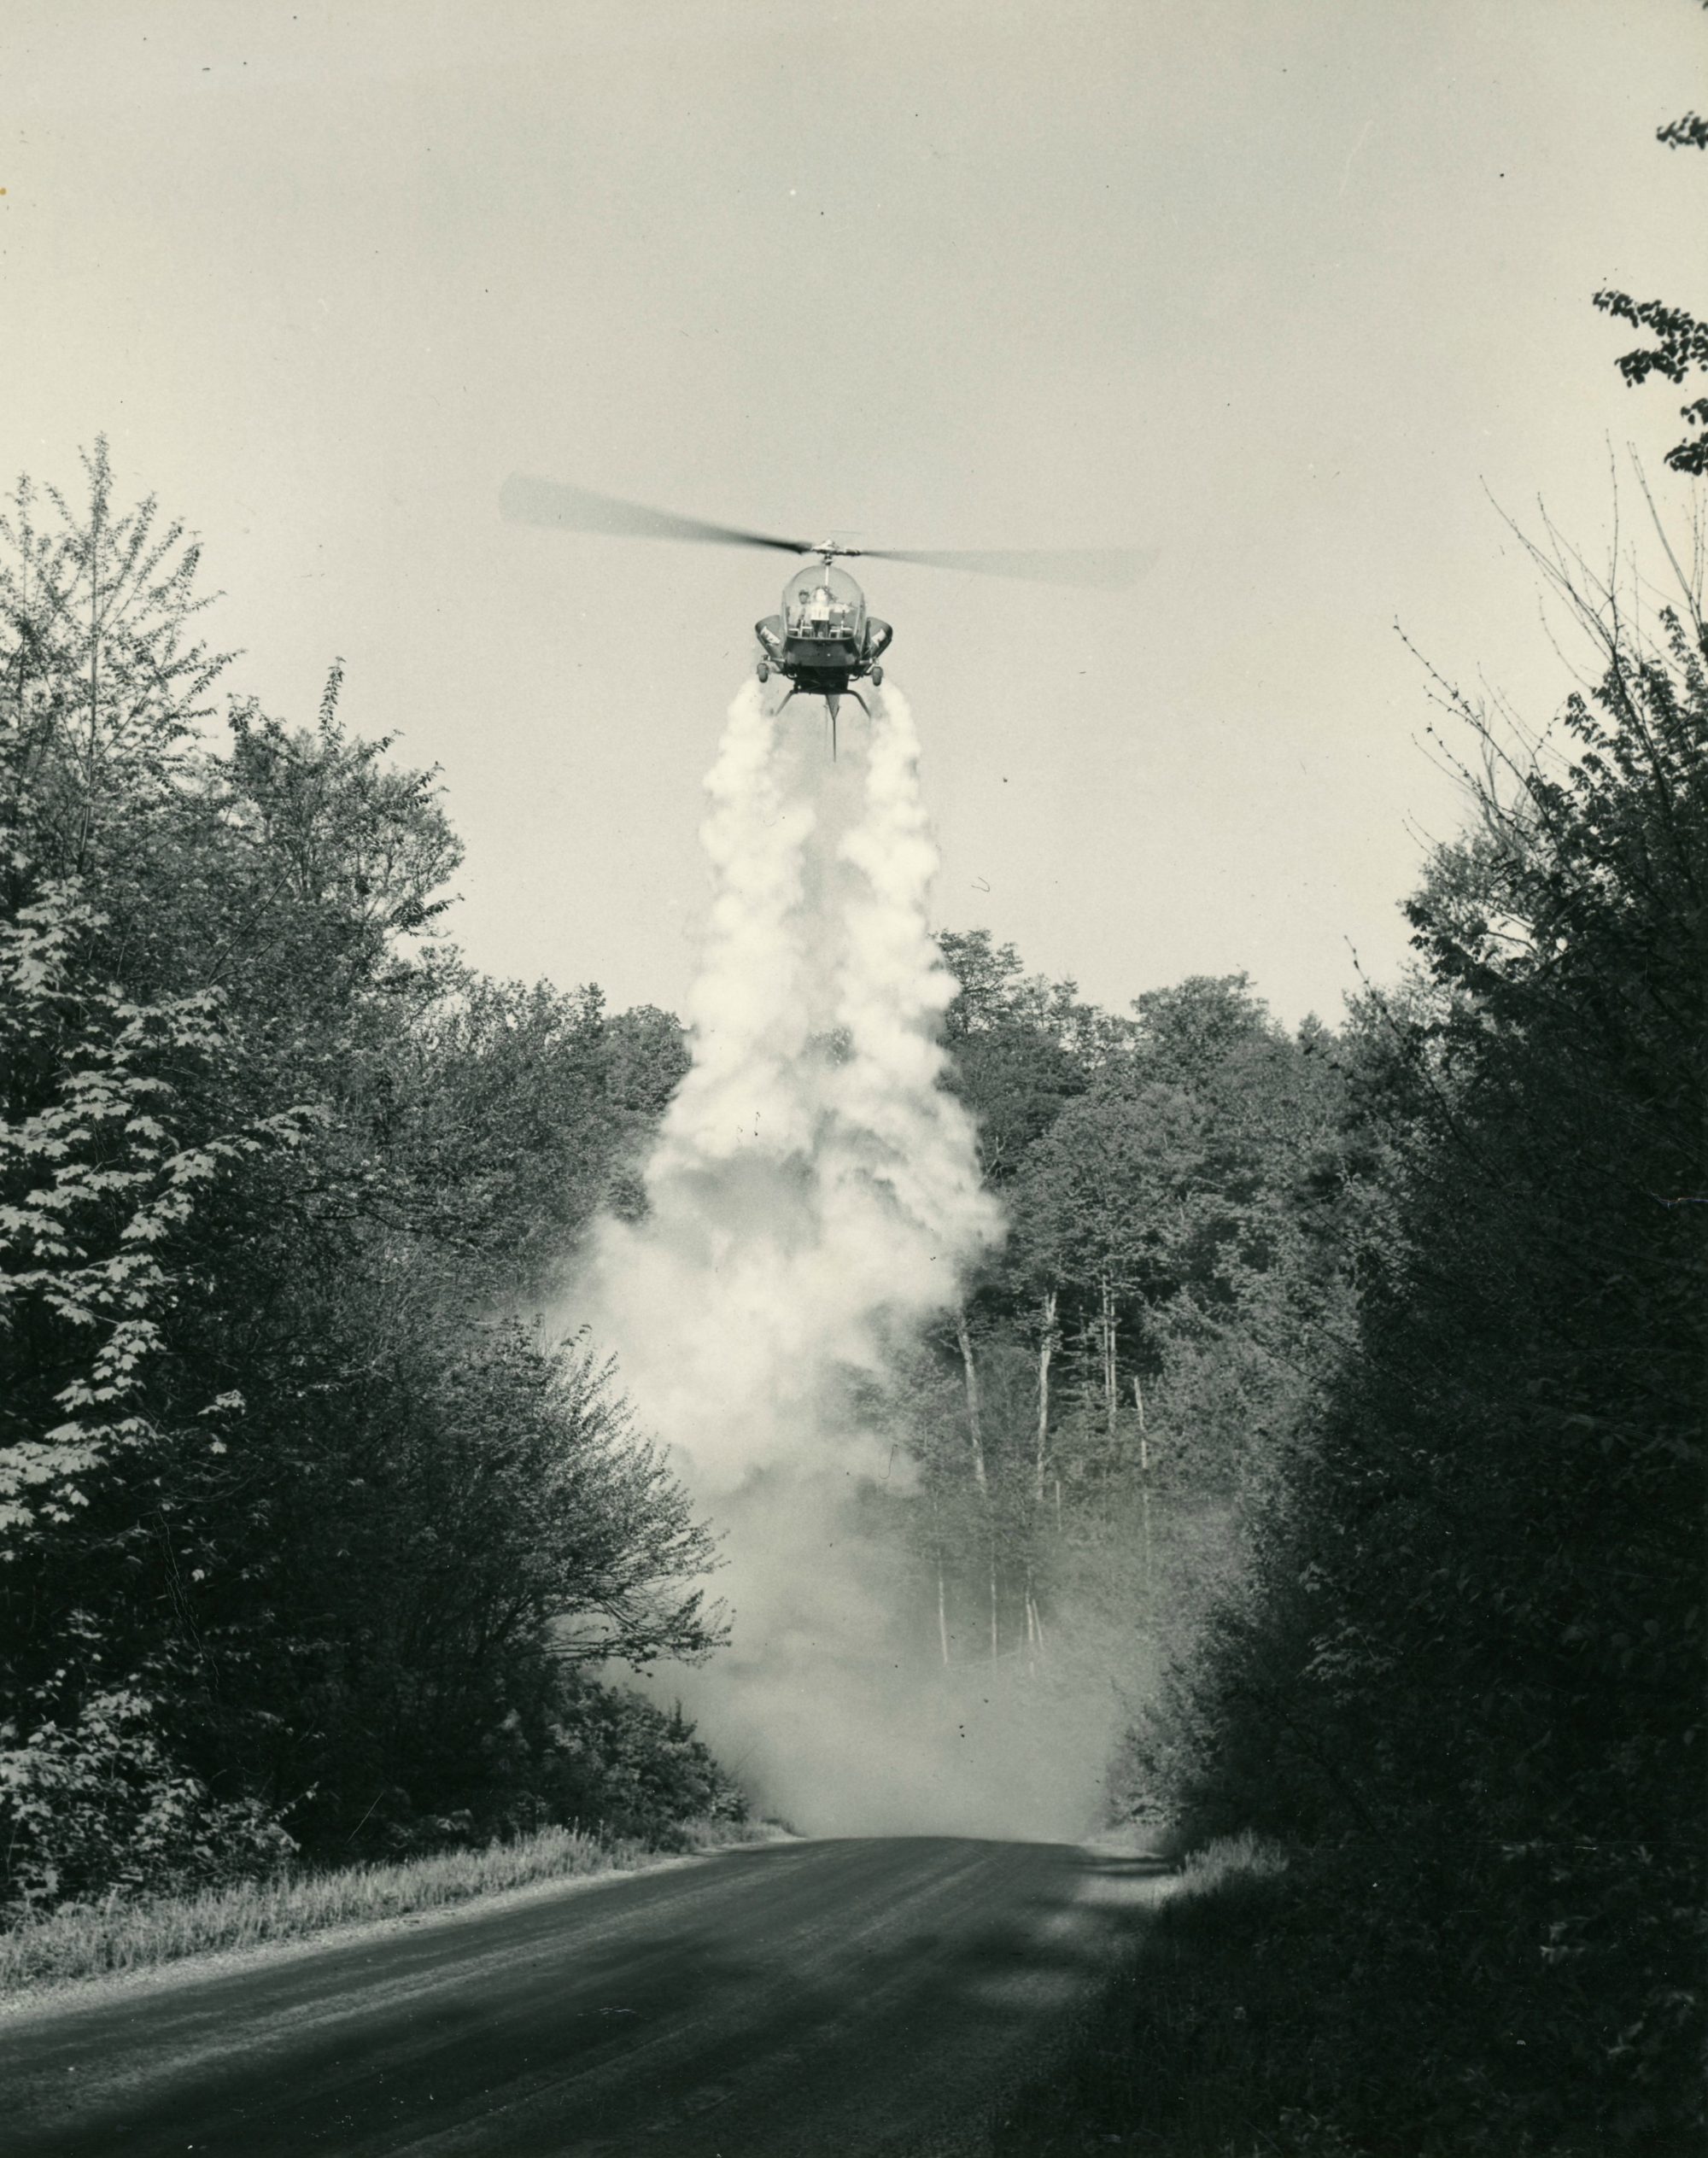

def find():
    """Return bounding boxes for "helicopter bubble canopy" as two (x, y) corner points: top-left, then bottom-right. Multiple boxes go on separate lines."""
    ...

(783, 562), (865, 641)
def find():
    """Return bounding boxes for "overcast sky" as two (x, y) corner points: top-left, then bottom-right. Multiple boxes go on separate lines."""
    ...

(6, 0), (1703, 1026)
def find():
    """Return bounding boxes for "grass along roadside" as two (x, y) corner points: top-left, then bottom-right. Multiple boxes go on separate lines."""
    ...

(1, 1816), (787, 2002)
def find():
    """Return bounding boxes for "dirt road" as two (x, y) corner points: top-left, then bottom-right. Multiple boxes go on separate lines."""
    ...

(3, 1837), (1167, 2156)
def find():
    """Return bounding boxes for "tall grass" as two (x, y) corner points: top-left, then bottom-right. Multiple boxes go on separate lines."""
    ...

(1, 1817), (786, 2000)
(1171, 1827), (1288, 1893)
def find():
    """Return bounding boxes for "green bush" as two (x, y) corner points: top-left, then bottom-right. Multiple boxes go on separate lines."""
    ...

(0, 1689), (293, 1915)
(535, 1676), (748, 1845)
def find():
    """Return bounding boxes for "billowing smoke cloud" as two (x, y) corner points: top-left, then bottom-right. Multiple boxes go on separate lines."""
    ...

(578, 681), (1118, 1838)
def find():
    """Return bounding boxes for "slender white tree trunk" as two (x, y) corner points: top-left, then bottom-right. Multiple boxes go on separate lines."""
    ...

(955, 1306), (988, 1494)
(954, 1308), (997, 1658)
(1034, 1289), (1056, 1504)
(1022, 1565), (1045, 1676)
(1101, 1274), (1118, 1436)
(1025, 1290), (1058, 1666)
(930, 1481), (951, 1666)
(1134, 1373), (1154, 1597)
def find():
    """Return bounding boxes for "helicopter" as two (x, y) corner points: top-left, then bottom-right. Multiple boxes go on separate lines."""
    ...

(499, 474), (1147, 751)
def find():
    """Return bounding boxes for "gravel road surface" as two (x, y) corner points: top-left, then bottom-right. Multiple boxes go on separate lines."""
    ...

(4, 1837), (1170, 2157)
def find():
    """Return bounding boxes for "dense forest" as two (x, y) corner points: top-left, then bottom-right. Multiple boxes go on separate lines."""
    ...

(968, 539), (1705, 2152)
(895, 939), (1355, 1698)
(0, 446), (743, 1909)
(3, 436), (1702, 2151)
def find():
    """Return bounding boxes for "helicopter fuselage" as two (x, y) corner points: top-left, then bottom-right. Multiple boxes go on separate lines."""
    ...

(753, 613), (892, 697)
(753, 559), (892, 711)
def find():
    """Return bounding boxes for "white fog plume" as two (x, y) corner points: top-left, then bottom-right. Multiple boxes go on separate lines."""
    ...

(579, 680), (1112, 1837)
(588, 679), (996, 1494)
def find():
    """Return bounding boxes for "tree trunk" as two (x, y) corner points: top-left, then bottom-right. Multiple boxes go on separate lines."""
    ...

(954, 1309), (994, 1655)
(1134, 1373), (1153, 1598)
(930, 1482), (951, 1666)
(1034, 1289), (1056, 1504)
(955, 1307), (988, 1494)
(1101, 1274), (1118, 1436)
(1023, 1563), (1044, 1676)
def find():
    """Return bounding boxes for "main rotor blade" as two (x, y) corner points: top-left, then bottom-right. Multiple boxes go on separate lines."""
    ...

(500, 475), (811, 556)
(859, 545), (1155, 590)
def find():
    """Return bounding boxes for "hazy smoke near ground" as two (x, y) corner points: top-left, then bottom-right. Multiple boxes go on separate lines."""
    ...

(578, 681), (1118, 1838)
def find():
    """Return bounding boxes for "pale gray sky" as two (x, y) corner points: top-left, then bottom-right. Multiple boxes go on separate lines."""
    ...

(6, 0), (1703, 1025)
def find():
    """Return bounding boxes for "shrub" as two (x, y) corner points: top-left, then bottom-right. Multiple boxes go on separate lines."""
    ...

(0, 1689), (293, 1916)
(535, 1676), (748, 1845)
